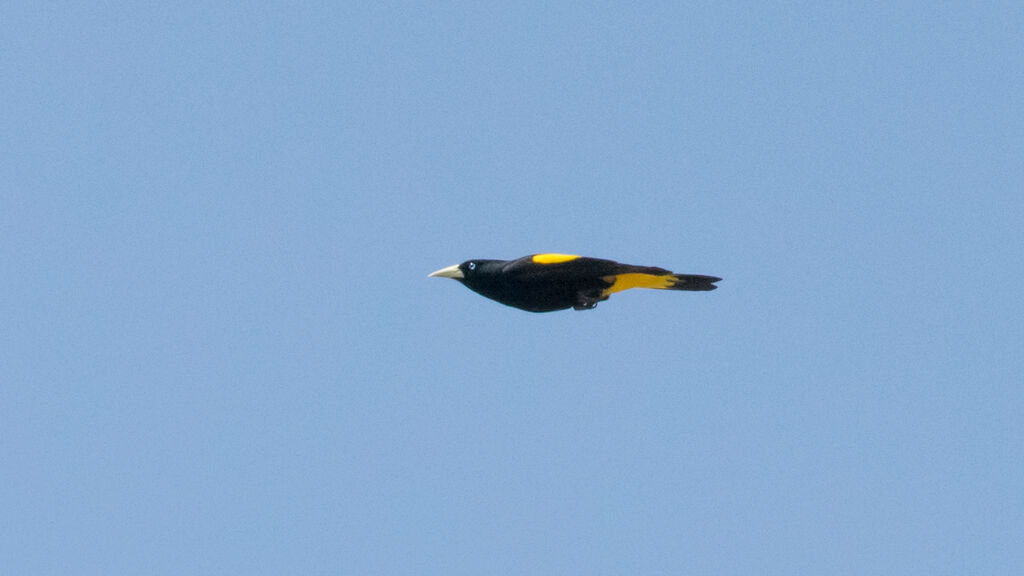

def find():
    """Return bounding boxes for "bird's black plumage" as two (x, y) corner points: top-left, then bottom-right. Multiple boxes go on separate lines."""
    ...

(429, 254), (720, 312)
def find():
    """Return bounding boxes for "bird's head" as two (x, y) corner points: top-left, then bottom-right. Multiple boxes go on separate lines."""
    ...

(428, 260), (502, 285)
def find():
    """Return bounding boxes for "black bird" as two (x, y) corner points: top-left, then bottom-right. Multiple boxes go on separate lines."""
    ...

(429, 253), (720, 312)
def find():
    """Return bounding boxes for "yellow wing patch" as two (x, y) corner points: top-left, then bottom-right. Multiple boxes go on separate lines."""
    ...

(601, 273), (676, 295)
(531, 253), (580, 265)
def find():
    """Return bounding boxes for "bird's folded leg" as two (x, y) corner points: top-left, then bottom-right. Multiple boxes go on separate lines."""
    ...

(573, 290), (608, 310)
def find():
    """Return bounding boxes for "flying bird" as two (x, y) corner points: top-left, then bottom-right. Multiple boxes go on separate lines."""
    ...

(429, 253), (721, 312)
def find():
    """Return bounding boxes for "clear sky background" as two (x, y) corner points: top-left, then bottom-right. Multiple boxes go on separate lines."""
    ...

(3, 2), (1023, 574)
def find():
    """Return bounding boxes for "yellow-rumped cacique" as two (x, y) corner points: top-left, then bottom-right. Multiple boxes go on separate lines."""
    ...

(429, 253), (721, 312)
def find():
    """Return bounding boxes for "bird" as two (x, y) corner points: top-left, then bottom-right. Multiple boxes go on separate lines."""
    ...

(428, 253), (721, 312)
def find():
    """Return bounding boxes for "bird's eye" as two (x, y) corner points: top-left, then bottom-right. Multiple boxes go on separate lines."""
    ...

(468, 262), (476, 270)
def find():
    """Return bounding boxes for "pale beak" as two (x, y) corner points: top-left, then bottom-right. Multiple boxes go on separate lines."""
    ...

(428, 264), (464, 279)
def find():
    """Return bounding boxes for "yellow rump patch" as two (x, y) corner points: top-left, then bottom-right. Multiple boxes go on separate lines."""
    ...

(601, 273), (676, 295)
(531, 253), (580, 265)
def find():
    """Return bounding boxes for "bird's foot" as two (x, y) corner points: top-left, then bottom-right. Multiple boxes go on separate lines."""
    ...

(573, 291), (607, 310)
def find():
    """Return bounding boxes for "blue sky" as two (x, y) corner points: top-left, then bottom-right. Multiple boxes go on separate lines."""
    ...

(3, 2), (1023, 574)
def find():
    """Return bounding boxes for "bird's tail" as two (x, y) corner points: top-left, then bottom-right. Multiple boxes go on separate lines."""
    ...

(665, 274), (721, 291)
(601, 268), (721, 294)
